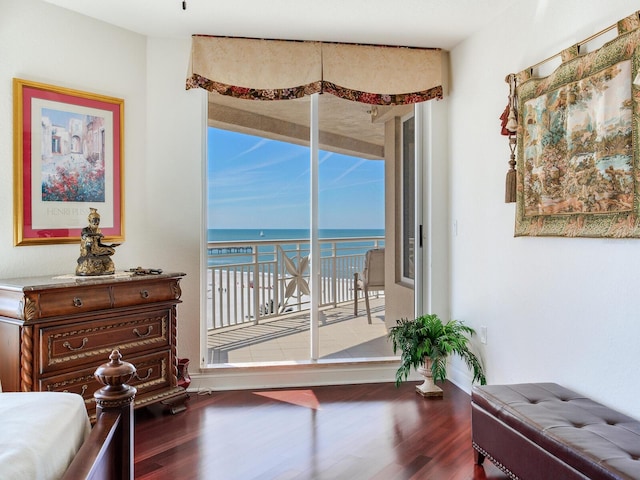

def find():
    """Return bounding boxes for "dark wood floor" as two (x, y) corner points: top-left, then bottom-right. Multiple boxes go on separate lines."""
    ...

(134, 381), (509, 480)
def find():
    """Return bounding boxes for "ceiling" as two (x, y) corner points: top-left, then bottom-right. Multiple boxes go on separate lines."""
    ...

(43, 0), (514, 159)
(43, 0), (513, 50)
(206, 89), (411, 160)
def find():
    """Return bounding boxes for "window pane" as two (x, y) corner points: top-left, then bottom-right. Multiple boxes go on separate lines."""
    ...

(402, 115), (415, 282)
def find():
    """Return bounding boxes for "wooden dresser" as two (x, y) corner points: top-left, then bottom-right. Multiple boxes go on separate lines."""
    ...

(0, 271), (188, 417)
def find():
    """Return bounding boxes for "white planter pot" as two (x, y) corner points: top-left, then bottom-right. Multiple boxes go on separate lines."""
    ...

(416, 358), (443, 397)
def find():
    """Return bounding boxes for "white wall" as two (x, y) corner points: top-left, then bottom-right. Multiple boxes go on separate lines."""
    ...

(144, 37), (205, 365)
(0, 0), (204, 367)
(0, 0), (146, 277)
(448, 0), (640, 417)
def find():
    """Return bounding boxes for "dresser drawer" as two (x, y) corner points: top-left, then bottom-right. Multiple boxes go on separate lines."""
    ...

(40, 368), (98, 407)
(112, 280), (179, 307)
(40, 349), (174, 418)
(128, 349), (174, 394)
(32, 285), (112, 318)
(39, 310), (171, 375)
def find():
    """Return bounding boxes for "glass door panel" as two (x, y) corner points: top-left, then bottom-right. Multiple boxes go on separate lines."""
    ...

(317, 94), (391, 360)
(206, 95), (312, 365)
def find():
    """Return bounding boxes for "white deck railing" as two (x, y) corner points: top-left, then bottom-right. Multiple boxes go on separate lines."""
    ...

(207, 236), (384, 330)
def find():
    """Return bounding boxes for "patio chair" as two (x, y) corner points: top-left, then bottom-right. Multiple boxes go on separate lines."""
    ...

(354, 248), (385, 324)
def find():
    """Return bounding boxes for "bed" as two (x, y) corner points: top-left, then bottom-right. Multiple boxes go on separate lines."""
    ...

(0, 349), (136, 480)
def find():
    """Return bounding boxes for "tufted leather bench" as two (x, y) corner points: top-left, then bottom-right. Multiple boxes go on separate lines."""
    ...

(472, 383), (640, 479)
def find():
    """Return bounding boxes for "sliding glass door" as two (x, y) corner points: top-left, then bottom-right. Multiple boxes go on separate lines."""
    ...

(206, 93), (422, 365)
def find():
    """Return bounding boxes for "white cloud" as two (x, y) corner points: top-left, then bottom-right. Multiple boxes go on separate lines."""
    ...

(331, 158), (367, 184)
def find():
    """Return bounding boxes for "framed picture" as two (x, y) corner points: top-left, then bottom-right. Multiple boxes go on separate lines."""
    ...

(13, 78), (124, 246)
(514, 22), (640, 238)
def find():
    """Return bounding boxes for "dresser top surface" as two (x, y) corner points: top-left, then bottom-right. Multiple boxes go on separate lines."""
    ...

(0, 271), (186, 293)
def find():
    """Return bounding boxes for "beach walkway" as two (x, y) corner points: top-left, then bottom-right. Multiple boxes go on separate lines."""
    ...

(207, 297), (392, 364)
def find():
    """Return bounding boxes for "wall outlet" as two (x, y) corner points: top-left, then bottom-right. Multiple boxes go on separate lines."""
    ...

(480, 326), (488, 345)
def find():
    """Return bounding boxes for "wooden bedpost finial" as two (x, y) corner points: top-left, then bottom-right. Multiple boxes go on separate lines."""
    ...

(94, 349), (137, 408)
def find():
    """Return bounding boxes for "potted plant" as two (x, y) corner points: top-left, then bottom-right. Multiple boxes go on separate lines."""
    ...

(388, 313), (486, 397)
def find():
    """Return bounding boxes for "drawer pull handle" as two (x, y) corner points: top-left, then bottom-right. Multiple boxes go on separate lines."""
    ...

(134, 368), (153, 381)
(63, 337), (88, 351)
(65, 385), (88, 397)
(73, 297), (83, 307)
(140, 290), (150, 299)
(133, 326), (153, 338)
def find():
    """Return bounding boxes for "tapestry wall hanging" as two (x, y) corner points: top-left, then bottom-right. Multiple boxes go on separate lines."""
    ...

(514, 12), (640, 237)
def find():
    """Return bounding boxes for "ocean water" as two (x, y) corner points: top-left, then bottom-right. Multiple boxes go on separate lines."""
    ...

(207, 228), (384, 272)
(208, 228), (384, 242)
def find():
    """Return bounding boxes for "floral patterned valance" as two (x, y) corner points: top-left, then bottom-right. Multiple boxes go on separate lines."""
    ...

(186, 35), (445, 105)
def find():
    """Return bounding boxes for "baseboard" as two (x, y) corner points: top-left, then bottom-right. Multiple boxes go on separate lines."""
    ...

(447, 362), (474, 395)
(186, 359), (415, 393)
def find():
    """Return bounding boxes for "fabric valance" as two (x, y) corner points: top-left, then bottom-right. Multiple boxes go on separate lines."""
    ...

(186, 35), (445, 105)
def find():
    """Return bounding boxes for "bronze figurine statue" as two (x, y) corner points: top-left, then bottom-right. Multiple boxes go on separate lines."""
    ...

(75, 208), (119, 276)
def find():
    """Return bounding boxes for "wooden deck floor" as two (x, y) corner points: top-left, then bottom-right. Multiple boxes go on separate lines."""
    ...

(207, 297), (393, 365)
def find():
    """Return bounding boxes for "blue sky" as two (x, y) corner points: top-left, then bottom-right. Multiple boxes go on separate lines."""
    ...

(207, 128), (384, 230)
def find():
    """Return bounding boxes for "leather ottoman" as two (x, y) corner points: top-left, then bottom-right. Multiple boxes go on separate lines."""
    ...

(472, 383), (640, 479)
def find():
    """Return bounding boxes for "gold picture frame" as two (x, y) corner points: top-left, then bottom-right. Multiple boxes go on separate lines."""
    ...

(13, 78), (124, 246)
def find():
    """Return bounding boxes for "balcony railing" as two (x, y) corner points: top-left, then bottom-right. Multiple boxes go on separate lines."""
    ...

(207, 236), (384, 330)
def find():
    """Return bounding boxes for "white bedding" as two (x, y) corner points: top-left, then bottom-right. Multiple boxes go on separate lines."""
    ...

(0, 392), (91, 480)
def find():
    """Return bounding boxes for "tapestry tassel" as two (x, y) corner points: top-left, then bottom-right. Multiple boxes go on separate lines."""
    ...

(505, 135), (517, 203)
(506, 106), (518, 133)
(503, 73), (518, 203)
